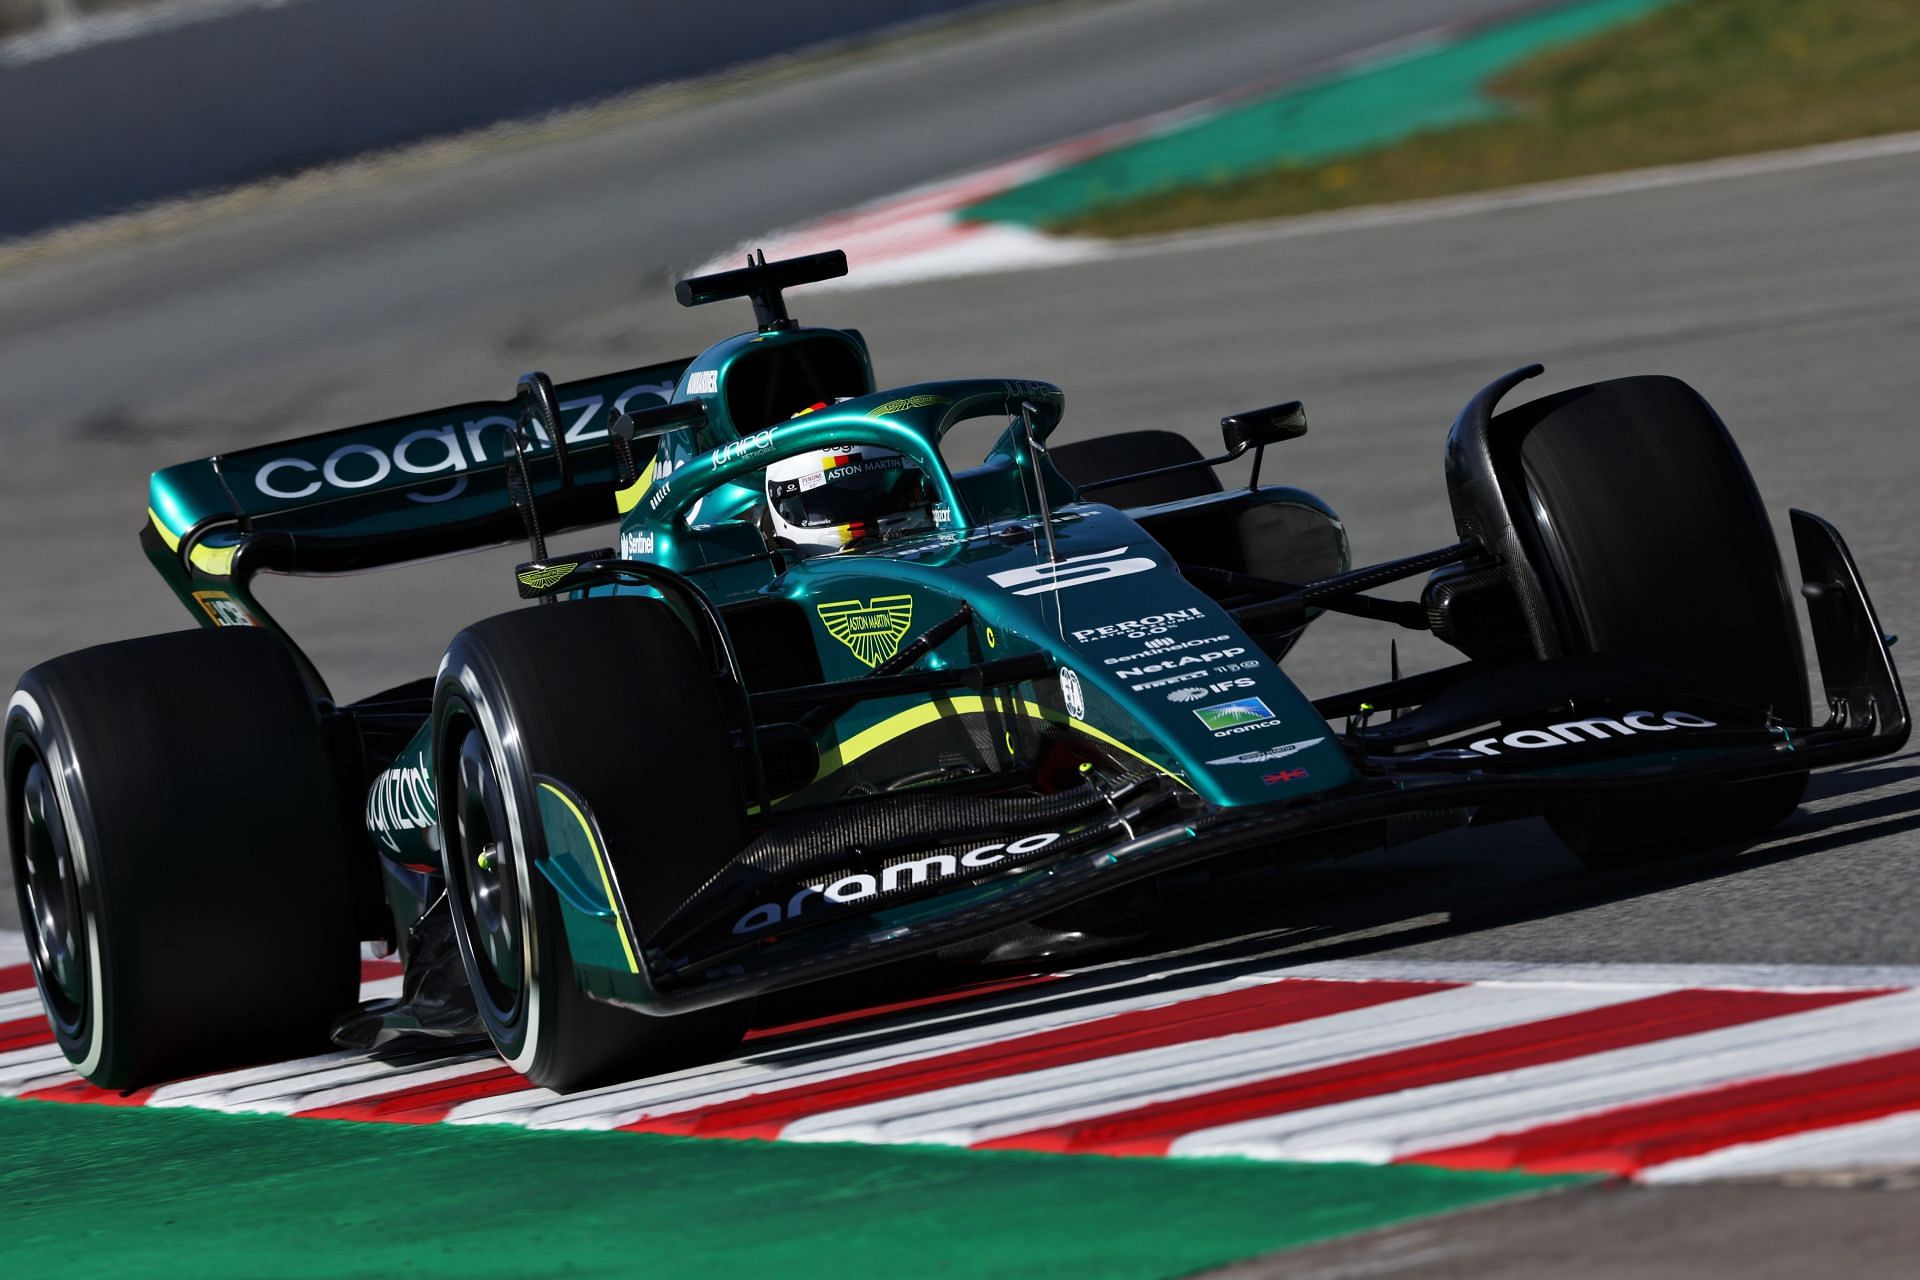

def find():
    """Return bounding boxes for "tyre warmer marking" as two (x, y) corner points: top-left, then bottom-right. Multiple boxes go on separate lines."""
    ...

(5, 939), (1920, 1182)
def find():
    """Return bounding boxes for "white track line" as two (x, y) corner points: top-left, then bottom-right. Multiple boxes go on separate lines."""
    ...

(163, 1048), (500, 1115)
(1171, 990), (1920, 1162)
(449, 971), (1305, 1130)
(779, 983), (1639, 1146)
(1106, 130), (1920, 260)
(1642, 1111), (1920, 1183)
(1, 989), (46, 1020)
(1282, 959), (1920, 991)
(0, 1041), (71, 1080)
(818, 129), (1920, 289)
(233, 1054), (507, 1116)
(2, 1061), (82, 1096)
(9, 954), (1920, 1185)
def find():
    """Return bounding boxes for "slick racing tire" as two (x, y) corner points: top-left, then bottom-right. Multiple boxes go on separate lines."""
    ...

(5, 629), (359, 1088)
(1510, 375), (1811, 868)
(434, 597), (750, 1092)
(1049, 430), (1220, 508)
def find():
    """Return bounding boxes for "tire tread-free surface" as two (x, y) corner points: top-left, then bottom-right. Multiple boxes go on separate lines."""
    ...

(435, 597), (750, 1089)
(8, 628), (359, 1087)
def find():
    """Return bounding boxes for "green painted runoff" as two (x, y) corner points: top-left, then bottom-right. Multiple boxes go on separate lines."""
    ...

(0, 1099), (1576, 1279)
(962, 0), (1673, 229)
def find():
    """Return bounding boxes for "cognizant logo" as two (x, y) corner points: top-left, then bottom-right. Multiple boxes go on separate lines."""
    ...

(249, 382), (673, 505)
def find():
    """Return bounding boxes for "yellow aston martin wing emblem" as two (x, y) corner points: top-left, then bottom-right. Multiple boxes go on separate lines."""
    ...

(816, 595), (915, 668)
(516, 563), (576, 592)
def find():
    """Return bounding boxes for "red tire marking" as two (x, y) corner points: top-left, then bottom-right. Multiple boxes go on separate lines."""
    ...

(624, 979), (1453, 1141)
(979, 988), (1884, 1156)
(1409, 1042), (1920, 1176)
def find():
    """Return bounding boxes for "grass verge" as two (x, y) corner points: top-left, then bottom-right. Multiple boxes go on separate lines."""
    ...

(1059, 0), (1920, 238)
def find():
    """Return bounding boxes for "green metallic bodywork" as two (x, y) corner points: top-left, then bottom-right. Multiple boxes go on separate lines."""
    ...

(607, 344), (1354, 813)
(143, 359), (691, 695)
(142, 314), (1355, 980)
(106, 266), (1909, 1030)
(532, 776), (637, 977)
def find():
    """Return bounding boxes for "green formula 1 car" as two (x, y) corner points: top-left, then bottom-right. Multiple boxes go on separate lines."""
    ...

(8, 251), (1907, 1091)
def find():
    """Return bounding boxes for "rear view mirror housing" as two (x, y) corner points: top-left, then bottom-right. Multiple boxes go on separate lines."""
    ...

(1221, 401), (1307, 455)
(609, 399), (709, 485)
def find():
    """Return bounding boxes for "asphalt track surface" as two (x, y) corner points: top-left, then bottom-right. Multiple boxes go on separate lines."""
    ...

(3, 0), (1919, 1272)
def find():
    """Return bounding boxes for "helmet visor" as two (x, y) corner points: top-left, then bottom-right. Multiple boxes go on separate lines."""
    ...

(768, 451), (926, 529)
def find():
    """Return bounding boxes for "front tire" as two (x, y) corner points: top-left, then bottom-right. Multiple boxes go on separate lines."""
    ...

(1508, 376), (1810, 867)
(6, 629), (359, 1087)
(433, 597), (750, 1091)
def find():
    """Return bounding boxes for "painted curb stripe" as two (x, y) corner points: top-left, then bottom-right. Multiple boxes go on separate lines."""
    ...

(982, 988), (1875, 1157)
(1411, 1043), (1920, 1176)
(1641, 1109), (1920, 1183)
(207, 1052), (506, 1116)
(769, 984), (1644, 1148)
(21, 1079), (157, 1106)
(295, 1065), (525, 1125)
(1169, 990), (1920, 1164)
(744, 974), (1060, 1043)
(626, 978), (1450, 1140)
(438, 969), (1306, 1130)
(0, 1016), (51, 1054)
(299, 976), (1072, 1125)
(5, 949), (1920, 1182)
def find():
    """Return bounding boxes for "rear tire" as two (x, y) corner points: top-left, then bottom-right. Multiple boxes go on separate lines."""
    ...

(1507, 376), (1809, 867)
(1050, 430), (1219, 508)
(433, 597), (751, 1092)
(6, 629), (359, 1088)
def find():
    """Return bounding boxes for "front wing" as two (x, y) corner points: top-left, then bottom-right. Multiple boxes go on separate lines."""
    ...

(563, 509), (1905, 1014)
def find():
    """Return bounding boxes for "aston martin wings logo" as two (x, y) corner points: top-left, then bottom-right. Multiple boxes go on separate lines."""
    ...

(816, 595), (915, 668)
(516, 563), (576, 592)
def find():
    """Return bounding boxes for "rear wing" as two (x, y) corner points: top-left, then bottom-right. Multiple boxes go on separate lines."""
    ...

(142, 358), (690, 686)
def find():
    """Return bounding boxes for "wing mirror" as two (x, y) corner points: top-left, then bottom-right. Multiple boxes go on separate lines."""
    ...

(1220, 400), (1307, 455)
(608, 399), (709, 485)
(1076, 399), (1308, 500)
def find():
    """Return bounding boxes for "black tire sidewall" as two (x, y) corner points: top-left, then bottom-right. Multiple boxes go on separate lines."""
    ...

(1505, 376), (1810, 862)
(1512, 376), (1808, 721)
(6, 628), (359, 1087)
(433, 597), (748, 1090)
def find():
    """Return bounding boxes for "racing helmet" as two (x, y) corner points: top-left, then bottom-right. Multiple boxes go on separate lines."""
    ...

(763, 443), (935, 554)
